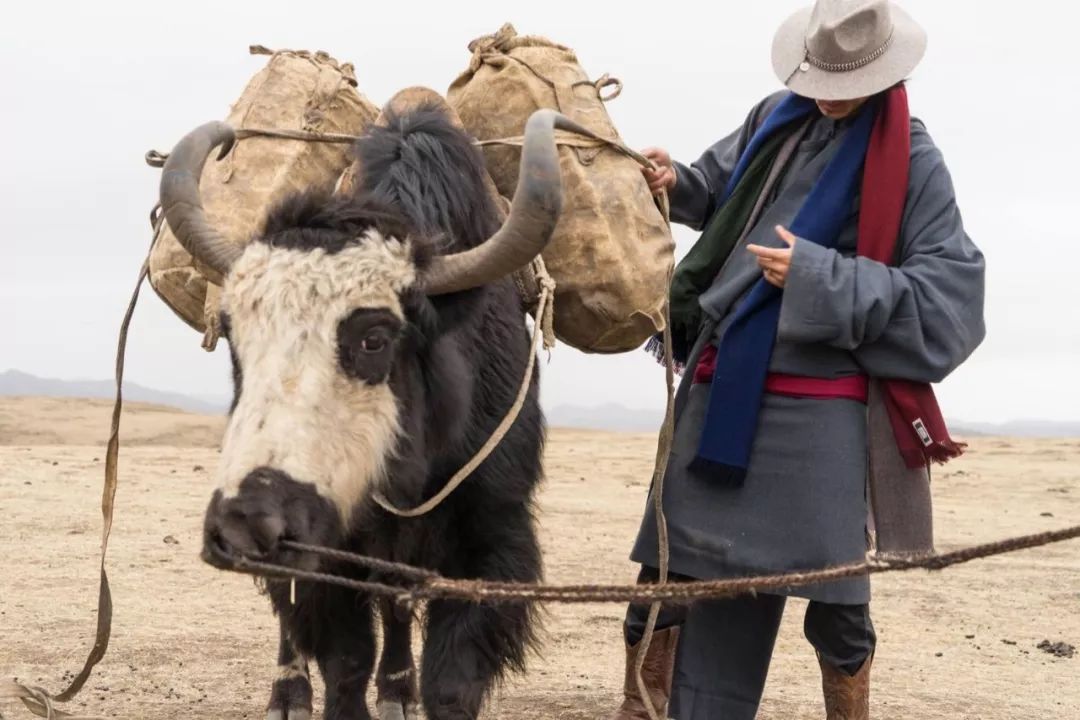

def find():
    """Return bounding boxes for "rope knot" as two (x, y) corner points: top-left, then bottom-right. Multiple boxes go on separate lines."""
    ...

(466, 23), (517, 72)
(532, 257), (557, 351)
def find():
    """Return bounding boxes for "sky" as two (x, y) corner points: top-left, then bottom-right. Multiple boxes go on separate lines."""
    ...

(2, 0), (1078, 423)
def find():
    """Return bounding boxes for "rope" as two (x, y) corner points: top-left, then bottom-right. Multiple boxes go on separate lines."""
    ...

(217, 524), (1080, 605)
(233, 557), (424, 603)
(579, 73), (623, 102)
(635, 291), (676, 720)
(149, 128), (650, 173)
(626, 187), (675, 720)
(481, 51), (560, 94)
(150, 125), (653, 176)
(0, 681), (102, 720)
(233, 127), (361, 144)
(145, 127), (362, 169)
(478, 130), (655, 172)
(473, 46), (622, 105)
(279, 541), (439, 582)
(371, 268), (557, 518)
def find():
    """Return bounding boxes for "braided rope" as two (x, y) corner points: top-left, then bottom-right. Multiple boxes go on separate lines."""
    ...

(219, 524), (1080, 606)
(279, 541), (439, 581)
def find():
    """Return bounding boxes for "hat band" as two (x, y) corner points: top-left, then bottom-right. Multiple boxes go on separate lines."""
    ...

(804, 28), (894, 73)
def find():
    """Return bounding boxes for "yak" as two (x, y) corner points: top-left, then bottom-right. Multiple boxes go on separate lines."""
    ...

(158, 97), (581, 720)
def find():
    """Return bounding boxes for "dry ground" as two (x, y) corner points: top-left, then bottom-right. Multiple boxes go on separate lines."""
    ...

(1, 397), (1078, 719)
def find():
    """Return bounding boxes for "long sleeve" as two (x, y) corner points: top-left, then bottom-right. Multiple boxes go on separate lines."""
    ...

(777, 132), (986, 384)
(669, 92), (786, 230)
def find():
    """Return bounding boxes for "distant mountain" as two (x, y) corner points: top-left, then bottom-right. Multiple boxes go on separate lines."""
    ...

(548, 400), (1080, 438)
(949, 419), (1080, 439)
(547, 403), (664, 433)
(0, 369), (228, 415)
(5, 370), (1079, 439)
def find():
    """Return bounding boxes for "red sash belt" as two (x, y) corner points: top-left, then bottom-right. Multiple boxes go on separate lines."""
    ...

(764, 372), (869, 403)
(693, 344), (868, 403)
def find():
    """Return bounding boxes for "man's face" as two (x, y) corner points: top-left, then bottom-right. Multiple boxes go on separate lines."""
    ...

(816, 97), (869, 120)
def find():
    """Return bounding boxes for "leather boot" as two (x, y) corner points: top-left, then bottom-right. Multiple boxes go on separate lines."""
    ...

(818, 652), (872, 720)
(610, 627), (680, 720)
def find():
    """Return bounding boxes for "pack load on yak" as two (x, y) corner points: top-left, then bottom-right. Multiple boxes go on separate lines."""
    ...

(148, 32), (674, 356)
(147, 45), (380, 348)
(449, 23), (676, 353)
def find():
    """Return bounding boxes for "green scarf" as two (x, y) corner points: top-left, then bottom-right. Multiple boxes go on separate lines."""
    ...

(665, 129), (792, 363)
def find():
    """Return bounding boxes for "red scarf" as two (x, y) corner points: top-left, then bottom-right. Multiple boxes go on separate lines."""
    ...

(860, 85), (965, 468)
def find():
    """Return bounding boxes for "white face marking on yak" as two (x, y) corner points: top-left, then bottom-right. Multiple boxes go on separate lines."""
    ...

(217, 232), (416, 524)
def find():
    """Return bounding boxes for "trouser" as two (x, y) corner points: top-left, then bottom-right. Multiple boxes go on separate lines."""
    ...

(623, 566), (876, 720)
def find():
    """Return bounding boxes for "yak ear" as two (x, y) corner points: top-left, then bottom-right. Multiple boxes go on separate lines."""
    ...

(421, 333), (473, 454)
(397, 288), (470, 455)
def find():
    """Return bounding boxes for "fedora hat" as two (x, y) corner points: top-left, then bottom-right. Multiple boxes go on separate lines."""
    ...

(772, 0), (927, 101)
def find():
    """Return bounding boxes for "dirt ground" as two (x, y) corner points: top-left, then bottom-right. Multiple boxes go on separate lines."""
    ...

(1, 397), (1078, 719)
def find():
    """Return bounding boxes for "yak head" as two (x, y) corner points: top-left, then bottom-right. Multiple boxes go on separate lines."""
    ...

(157, 105), (575, 569)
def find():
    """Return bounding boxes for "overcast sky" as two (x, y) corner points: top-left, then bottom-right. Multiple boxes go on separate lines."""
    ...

(2, 1), (1077, 423)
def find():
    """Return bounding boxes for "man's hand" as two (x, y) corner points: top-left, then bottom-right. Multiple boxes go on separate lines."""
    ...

(747, 225), (798, 288)
(641, 147), (677, 196)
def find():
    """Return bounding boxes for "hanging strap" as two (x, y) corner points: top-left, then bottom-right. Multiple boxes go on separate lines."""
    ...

(3, 247), (151, 719)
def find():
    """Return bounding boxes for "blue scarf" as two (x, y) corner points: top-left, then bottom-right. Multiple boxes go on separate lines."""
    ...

(691, 93), (879, 484)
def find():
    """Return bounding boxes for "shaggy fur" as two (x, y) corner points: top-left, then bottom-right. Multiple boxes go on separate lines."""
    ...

(202, 104), (545, 720)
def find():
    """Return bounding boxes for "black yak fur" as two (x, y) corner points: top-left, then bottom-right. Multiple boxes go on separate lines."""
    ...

(208, 106), (545, 720)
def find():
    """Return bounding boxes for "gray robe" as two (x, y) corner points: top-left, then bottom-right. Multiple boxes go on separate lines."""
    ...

(631, 92), (986, 603)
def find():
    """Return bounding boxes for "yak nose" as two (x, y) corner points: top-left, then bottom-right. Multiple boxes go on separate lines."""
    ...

(201, 479), (288, 568)
(221, 504), (286, 556)
(201, 467), (343, 573)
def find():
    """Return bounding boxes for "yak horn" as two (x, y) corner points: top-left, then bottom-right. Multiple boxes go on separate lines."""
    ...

(421, 109), (580, 295)
(159, 121), (241, 280)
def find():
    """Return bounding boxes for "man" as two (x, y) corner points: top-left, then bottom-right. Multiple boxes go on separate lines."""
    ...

(611, 1), (987, 719)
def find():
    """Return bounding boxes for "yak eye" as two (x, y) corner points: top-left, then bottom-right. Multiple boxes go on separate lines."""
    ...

(337, 308), (402, 384)
(361, 332), (389, 354)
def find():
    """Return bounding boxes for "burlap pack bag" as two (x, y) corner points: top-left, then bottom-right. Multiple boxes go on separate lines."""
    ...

(148, 45), (380, 347)
(448, 24), (675, 354)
